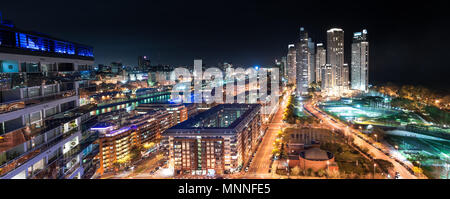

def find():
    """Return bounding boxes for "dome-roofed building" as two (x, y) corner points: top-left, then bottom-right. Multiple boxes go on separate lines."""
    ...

(302, 147), (332, 160)
(296, 147), (337, 172)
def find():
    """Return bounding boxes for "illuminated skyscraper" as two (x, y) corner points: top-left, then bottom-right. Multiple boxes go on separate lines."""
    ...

(315, 43), (326, 83)
(351, 29), (369, 91)
(321, 64), (333, 89)
(287, 44), (296, 85)
(326, 28), (344, 89)
(281, 56), (288, 80)
(296, 27), (310, 95)
(307, 38), (315, 85)
(342, 63), (349, 88)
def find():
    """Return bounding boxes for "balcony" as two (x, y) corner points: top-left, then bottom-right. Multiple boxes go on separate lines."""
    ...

(0, 89), (76, 115)
(26, 132), (99, 179)
(0, 126), (80, 177)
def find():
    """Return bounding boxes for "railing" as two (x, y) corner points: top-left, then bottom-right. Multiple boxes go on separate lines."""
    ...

(0, 89), (76, 115)
(0, 127), (80, 177)
(58, 161), (81, 179)
(60, 131), (99, 166)
(27, 134), (99, 179)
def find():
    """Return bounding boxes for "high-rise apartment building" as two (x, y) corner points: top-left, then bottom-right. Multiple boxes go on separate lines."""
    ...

(342, 63), (349, 88)
(351, 29), (369, 91)
(296, 27), (310, 95)
(307, 38), (316, 85)
(287, 44), (296, 85)
(326, 28), (344, 89)
(280, 57), (287, 80)
(315, 43), (326, 84)
(321, 64), (333, 89)
(0, 22), (99, 179)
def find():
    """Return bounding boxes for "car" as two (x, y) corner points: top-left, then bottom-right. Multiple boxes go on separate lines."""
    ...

(245, 167), (249, 172)
(394, 172), (400, 179)
(155, 167), (160, 171)
(150, 171), (155, 175)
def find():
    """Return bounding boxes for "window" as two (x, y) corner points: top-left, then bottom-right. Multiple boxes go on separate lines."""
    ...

(45, 107), (58, 118)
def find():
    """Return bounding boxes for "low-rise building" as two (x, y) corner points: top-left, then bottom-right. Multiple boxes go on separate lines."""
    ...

(163, 104), (262, 175)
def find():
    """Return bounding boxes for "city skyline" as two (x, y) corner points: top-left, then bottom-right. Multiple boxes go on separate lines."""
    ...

(1, 0), (449, 87)
(0, 0), (449, 182)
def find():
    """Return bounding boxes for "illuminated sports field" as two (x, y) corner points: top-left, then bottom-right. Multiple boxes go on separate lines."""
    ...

(386, 135), (450, 179)
(321, 98), (450, 179)
(320, 99), (427, 127)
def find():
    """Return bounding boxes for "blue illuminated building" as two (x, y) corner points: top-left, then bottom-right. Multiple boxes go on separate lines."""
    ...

(0, 24), (93, 59)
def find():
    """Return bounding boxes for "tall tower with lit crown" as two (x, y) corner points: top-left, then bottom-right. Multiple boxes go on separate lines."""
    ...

(351, 29), (369, 91)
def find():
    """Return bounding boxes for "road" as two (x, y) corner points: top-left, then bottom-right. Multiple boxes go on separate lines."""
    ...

(246, 89), (291, 178)
(303, 102), (418, 179)
(104, 151), (165, 179)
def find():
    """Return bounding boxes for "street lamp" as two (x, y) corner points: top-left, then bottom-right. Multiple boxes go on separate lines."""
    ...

(373, 163), (377, 179)
(395, 145), (398, 150)
(287, 159), (290, 179)
(374, 134), (378, 142)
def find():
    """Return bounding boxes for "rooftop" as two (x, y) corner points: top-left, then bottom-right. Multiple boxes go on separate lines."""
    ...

(300, 148), (333, 161)
(164, 103), (261, 135)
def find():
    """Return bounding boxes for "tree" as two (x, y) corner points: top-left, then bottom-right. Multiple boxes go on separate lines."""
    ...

(291, 166), (301, 176)
(112, 161), (121, 173)
(130, 145), (143, 162)
(307, 168), (314, 176)
(326, 169), (340, 179)
(317, 169), (326, 177)
(412, 166), (423, 176)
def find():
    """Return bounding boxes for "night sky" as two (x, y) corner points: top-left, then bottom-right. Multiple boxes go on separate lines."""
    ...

(1, 0), (449, 87)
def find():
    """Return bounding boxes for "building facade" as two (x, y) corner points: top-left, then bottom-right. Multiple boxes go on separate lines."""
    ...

(321, 64), (333, 89)
(326, 28), (345, 89)
(0, 23), (98, 179)
(307, 38), (316, 85)
(163, 104), (261, 175)
(296, 27), (310, 95)
(287, 44), (296, 85)
(342, 63), (349, 89)
(95, 126), (138, 174)
(136, 103), (188, 124)
(315, 43), (326, 84)
(351, 29), (369, 92)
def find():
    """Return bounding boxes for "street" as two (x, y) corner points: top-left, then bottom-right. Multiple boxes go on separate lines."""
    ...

(245, 89), (291, 178)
